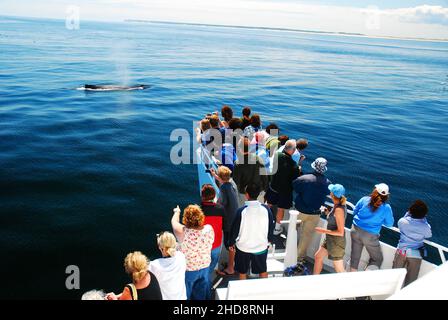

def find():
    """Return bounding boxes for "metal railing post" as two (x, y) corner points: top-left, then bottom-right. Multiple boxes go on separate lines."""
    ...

(284, 210), (299, 268)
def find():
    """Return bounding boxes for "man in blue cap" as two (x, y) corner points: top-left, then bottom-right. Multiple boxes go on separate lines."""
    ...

(293, 157), (331, 263)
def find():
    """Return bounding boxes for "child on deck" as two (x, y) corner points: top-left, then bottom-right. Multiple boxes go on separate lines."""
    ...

(393, 200), (432, 286)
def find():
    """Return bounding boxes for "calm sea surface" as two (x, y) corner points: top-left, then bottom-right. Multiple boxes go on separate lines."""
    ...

(0, 16), (447, 299)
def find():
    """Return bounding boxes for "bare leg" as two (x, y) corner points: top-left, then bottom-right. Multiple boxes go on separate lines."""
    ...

(350, 267), (358, 272)
(276, 208), (285, 224)
(313, 246), (328, 275)
(239, 273), (247, 280)
(259, 272), (268, 278)
(225, 250), (235, 274)
(333, 260), (345, 273)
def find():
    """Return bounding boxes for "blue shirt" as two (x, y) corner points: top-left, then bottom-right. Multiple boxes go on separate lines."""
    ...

(293, 173), (331, 214)
(243, 125), (261, 141)
(249, 144), (270, 170)
(397, 212), (432, 250)
(352, 196), (394, 235)
(220, 143), (236, 171)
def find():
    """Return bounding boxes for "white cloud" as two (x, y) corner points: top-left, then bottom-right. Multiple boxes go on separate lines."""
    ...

(384, 5), (448, 25)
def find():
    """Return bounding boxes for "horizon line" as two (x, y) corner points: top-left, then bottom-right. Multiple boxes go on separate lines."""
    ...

(126, 19), (448, 43)
(2, 14), (448, 43)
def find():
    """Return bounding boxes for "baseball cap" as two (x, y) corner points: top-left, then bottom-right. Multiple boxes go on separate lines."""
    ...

(375, 183), (390, 196)
(328, 184), (345, 198)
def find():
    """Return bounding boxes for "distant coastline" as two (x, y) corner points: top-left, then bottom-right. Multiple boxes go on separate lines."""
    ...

(1, 15), (447, 43)
(125, 19), (448, 43)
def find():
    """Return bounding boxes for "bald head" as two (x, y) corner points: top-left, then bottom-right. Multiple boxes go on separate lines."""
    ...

(284, 139), (297, 155)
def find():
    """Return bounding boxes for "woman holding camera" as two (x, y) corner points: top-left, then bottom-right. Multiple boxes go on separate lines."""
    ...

(313, 184), (347, 274)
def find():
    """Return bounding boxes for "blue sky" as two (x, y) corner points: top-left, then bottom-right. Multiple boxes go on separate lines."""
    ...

(1, 0), (448, 39)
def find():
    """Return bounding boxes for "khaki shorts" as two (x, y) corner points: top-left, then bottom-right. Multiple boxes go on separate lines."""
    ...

(322, 234), (346, 261)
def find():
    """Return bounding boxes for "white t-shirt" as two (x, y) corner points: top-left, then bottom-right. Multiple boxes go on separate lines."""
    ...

(149, 251), (187, 300)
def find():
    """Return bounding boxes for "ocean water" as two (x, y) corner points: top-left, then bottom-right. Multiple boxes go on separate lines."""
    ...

(0, 16), (447, 299)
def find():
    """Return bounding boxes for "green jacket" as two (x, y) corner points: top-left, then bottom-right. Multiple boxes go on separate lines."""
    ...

(266, 136), (280, 154)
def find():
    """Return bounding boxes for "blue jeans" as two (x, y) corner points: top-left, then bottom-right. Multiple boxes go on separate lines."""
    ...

(185, 267), (210, 300)
(206, 247), (221, 300)
(209, 247), (221, 280)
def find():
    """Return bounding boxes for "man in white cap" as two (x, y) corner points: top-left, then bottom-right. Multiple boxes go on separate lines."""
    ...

(293, 157), (331, 263)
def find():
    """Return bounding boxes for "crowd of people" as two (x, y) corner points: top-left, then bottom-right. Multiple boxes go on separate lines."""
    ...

(82, 106), (432, 300)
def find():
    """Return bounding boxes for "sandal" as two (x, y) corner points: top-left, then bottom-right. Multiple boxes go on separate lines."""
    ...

(216, 269), (235, 276)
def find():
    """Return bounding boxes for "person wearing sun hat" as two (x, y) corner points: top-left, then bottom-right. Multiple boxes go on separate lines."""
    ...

(314, 183), (348, 274)
(350, 183), (394, 272)
(293, 157), (332, 263)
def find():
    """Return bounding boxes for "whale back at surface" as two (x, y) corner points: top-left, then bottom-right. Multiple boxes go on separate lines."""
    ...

(81, 84), (150, 91)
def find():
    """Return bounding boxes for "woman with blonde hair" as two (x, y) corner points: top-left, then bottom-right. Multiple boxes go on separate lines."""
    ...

(314, 184), (347, 274)
(171, 204), (214, 300)
(350, 183), (394, 271)
(106, 251), (162, 300)
(149, 231), (187, 300)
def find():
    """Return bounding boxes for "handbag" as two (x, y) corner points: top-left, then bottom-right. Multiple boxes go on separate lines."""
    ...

(127, 283), (138, 300)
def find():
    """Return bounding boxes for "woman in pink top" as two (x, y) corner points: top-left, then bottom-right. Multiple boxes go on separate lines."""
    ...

(171, 204), (214, 300)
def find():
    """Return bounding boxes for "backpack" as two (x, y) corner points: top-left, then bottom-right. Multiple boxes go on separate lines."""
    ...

(283, 262), (310, 277)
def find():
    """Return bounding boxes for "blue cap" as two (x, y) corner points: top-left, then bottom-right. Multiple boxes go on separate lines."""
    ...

(328, 184), (345, 198)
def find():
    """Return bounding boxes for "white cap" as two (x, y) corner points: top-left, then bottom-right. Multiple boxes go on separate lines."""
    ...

(375, 183), (390, 196)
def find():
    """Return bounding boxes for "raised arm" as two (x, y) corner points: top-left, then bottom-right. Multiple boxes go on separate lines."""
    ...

(195, 127), (203, 145)
(171, 206), (185, 242)
(210, 168), (224, 186)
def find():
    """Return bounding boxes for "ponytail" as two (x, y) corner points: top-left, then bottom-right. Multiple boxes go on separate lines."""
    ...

(124, 251), (149, 283)
(132, 269), (147, 283)
(166, 247), (177, 257)
(369, 189), (388, 212)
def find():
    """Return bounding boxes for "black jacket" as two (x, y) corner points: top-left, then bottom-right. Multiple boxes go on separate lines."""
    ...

(270, 151), (299, 194)
(233, 153), (269, 194)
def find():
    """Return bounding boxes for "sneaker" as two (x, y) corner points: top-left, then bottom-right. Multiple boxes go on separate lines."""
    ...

(273, 225), (283, 236)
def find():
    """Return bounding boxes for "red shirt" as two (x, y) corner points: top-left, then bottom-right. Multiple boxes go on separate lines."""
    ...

(201, 202), (224, 250)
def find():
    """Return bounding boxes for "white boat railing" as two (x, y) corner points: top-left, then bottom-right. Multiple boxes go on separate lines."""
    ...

(323, 197), (448, 264)
(197, 144), (448, 266)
